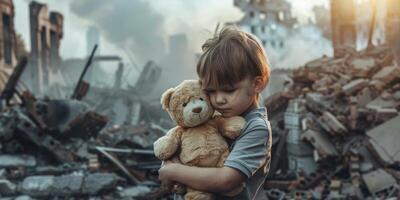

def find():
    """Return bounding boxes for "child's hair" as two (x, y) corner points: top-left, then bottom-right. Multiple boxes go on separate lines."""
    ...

(196, 25), (270, 91)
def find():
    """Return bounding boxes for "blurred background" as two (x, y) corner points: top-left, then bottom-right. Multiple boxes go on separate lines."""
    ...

(0, 0), (398, 199)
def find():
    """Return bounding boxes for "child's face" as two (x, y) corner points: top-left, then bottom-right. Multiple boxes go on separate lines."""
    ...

(202, 77), (257, 117)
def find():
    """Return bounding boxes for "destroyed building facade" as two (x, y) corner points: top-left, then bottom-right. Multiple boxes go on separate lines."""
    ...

(330, 0), (357, 57)
(0, 0), (16, 70)
(232, 0), (296, 52)
(0, 0), (16, 76)
(29, 1), (63, 93)
(0, 0), (399, 199)
(386, 0), (400, 46)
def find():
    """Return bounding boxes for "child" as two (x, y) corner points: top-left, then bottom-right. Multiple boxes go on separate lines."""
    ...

(158, 26), (272, 200)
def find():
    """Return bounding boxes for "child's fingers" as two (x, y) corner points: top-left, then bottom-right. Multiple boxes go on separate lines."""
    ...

(170, 155), (181, 163)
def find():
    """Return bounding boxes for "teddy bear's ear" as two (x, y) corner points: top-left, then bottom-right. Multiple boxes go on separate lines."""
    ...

(161, 88), (174, 110)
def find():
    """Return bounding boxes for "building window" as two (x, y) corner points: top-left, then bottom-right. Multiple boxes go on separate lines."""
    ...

(280, 41), (284, 48)
(260, 13), (266, 20)
(50, 30), (58, 68)
(271, 40), (276, 47)
(261, 26), (265, 33)
(262, 40), (266, 46)
(249, 11), (254, 18)
(251, 26), (256, 34)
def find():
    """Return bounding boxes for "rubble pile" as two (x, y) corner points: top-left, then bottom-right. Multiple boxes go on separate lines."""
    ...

(264, 45), (400, 199)
(0, 91), (168, 199)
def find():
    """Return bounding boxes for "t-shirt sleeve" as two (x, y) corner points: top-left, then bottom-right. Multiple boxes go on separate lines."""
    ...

(224, 118), (270, 178)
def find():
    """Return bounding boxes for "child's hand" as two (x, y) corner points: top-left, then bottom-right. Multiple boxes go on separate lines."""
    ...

(158, 156), (181, 181)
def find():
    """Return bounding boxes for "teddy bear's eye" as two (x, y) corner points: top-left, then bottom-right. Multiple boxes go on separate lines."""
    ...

(183, 103), (187, 107)
(200, 98), (204, 101)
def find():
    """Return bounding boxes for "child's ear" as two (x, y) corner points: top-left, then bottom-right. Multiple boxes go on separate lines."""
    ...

(253, 76), (266, 93)
(161, 88), (174, 110)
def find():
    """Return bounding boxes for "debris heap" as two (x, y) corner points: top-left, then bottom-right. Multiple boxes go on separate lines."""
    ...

(264, 45), (400, 199)
(0, 91), (167, 199)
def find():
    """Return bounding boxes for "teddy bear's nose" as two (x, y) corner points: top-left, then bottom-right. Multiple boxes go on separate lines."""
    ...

(192, 107), (202, 113)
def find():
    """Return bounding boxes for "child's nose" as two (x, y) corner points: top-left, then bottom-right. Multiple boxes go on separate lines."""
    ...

(215, 93), (227, 105)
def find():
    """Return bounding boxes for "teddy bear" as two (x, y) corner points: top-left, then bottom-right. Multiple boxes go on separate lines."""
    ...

(153, 80), (246, 200)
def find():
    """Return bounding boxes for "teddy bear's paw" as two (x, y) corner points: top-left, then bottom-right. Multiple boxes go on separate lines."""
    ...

(223, 117), (246, 139)
(184, 190), (214, 200)
(153, 136), (178, 160)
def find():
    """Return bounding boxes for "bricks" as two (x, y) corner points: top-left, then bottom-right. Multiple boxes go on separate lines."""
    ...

(264, 44), (400, 199)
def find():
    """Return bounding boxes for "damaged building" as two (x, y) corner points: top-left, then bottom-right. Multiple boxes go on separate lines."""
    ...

(230, 0), (297, 65)
(0, 0), (170, 199)
(27, 1), (64, 94)
(0, 0), (18, 89)
(260, 0), (400, 198)
(0, 0), (399, 199)
(330, 0), (357, 57)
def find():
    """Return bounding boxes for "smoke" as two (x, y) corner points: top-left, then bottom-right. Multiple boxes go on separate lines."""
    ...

(265, 25), (333, 69)
(69, 0), (166, 64)
(276, 25), (333, 68)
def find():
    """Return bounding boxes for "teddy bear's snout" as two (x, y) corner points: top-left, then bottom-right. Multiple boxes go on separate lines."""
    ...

(192, 107), (202, 113)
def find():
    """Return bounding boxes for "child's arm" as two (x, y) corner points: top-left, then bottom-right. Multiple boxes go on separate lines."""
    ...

(159, 162), (246, 193)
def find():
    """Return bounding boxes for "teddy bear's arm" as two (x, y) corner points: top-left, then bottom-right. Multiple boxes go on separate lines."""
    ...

(213, 116), (246, 140)
(153, 126), (184, 160)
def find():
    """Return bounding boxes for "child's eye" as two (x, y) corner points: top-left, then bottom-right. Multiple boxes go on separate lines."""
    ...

(203, 90), (215, 95)
(224, 89), (236, 93)
(183, 103), (187, 107)
(199, 98), (204, 101)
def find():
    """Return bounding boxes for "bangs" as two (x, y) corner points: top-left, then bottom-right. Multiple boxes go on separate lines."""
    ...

(197, 40), (252, 89)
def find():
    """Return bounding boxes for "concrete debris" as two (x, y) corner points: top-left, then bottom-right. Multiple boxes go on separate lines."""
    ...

(0, 155), (37, 168)
(318, 111), (348, 135)
(0, 91), (163, 198)
(366, 115), (400, 166)
(119, 185), (152, 198)
(0, 179), (16, 196)
(264, 45), (400, 199)
(0, 0), (398, 199)
(0, 57), (164, 198)
(362, 169), (397, 195)
(301, 129), (339, 158)
(19, 172), (120, 197)
(342, 79), (369, 95)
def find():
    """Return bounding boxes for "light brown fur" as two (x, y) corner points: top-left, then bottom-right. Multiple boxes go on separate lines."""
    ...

(154, 80), (245, 200)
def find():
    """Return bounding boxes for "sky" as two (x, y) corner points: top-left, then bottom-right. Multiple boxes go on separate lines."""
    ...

(14, 0), (329, 62)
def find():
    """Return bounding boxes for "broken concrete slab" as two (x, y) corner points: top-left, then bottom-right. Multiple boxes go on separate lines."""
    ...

(19, 173), (120, 196)
(342, 79), (369, 96)
(362, 169), (397, 194)
(305, 93), (327, 114)
(14, 196), (34, 200)
(366, 96), (398, 110)
(81, 173), (120, 195)
(393, 91), (400, 100)
(0, 155), (37, 168)
(372, 65), (400, 85)
(119, 185), (151, 198)
(301, 129), (339, 158)
(0, 169), (6, 178)
(318, 112), (348, 135)
(357, 88), (374, 107)
(19, 175), (55, 196)
(0, 179), (16, 196)
(51, 174), (84, 196)
(350, 57), (377, 78)
(366, 115), (400, 166)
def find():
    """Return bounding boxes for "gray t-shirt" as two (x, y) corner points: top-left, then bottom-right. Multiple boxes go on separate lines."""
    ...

(174, 107), (272, 200)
